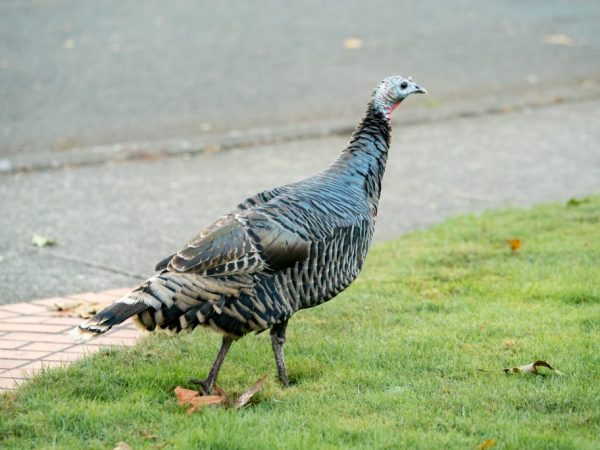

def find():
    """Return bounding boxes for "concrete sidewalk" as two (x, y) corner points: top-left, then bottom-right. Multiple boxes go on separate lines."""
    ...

(0, 287), (139, 391)
(1, 95), (599, 303)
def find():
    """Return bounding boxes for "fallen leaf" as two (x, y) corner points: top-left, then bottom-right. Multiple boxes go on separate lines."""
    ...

(502, 338), (516, 349)
(141, 430), (158, 440)
(174, 386), (225, 414)
(174, 376), (267, 413)
(32, 234), (56, 247)
(113, 442), (132, 450)
(175, 386), (199, 404)
(507, 239), (521, 252)
(544, 34), (574, 46)
(49, 300), (111, 319)
(232, 375), (267, 409)
(343, 38), (363, 49)
(478, 439), (496, 449)
(503, 360), (564, 376)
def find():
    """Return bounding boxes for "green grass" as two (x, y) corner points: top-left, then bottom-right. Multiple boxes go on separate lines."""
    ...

(2, 197), (600, 449)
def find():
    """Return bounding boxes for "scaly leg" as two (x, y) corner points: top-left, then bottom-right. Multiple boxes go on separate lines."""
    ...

(190, 336), (233, 395)
(270, 320), (290, 387)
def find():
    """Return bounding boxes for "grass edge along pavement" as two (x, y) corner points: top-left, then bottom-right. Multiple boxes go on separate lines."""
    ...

(1, 197), (599, 449)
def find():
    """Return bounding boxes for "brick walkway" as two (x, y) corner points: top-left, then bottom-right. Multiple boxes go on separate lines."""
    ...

(0, 288), (143, 392)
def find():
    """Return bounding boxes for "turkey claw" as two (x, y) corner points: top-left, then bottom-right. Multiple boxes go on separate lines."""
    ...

(188, 378), (212, 395)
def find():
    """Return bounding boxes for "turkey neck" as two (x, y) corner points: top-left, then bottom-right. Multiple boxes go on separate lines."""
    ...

(329, 101), (392, 207)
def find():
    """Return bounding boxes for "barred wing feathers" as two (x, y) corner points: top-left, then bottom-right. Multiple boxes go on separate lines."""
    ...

(168, 212), (310, 276)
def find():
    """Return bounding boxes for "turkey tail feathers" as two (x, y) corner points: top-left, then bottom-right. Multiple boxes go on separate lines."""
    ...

(70, 300), (148, 342)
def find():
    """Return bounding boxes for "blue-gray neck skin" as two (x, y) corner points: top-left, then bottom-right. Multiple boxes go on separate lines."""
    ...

(329, 95), (395, 208)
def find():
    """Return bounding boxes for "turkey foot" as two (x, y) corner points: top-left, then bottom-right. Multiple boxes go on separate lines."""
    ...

(190, 336), (233, 395)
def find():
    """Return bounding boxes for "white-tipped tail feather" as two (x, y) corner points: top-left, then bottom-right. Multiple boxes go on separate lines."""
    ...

(69, 324), (99, 343)
(69, 292), (151, 342)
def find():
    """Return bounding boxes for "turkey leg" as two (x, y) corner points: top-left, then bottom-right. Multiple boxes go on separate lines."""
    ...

(190, 336), (233, 395)
(270, 320), (290, 387)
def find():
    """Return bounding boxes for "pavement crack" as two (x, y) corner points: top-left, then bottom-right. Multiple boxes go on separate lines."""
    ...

(47, 252), (147, 281)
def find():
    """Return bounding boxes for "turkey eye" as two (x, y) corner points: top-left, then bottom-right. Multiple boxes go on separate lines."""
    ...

(400, 81), (408, 89)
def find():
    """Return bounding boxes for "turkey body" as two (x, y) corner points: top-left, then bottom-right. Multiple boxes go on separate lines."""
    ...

(74, 75), (425, 392)
(97, 110), (389, 339)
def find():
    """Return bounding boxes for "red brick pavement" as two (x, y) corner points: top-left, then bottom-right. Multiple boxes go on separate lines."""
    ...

(0, 288), (143, 392)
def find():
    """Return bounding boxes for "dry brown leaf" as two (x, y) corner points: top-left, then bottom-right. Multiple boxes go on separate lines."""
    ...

(174, 386), (200, 404)
(343, 38), (363, 49)
(232, 375), (267, 409)
(174, 386), (225, 414)
(478, 438), (497, 449)
(544, 34), (574, 46)
(141, 430), (158, 440)
(113, 442), (132, 450)
(502, 339), (516, 349)
(49, 301), (111, 319)
(507, 239), (521, 252)
(174, 376), (267, 414)
(503, 360), (564, 375)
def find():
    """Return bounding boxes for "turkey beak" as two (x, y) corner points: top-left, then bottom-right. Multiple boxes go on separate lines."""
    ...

(413, 84), (427, 94)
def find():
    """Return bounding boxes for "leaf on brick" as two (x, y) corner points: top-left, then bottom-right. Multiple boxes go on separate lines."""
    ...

(49, 300), (112, 319)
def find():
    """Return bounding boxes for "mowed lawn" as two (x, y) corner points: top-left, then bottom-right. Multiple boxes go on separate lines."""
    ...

(1, 198), (599, 449)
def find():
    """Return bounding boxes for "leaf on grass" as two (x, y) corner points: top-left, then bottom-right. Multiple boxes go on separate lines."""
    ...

(174, 386), (225, 414)
(48, 300), (112, 319)
(478, 439), (496, 449)
(141, 431), (158, 440)
(32, 234), (56, 247)
(343, 38), (363, 49)
(174, 376), (267, 414)
(507, 238), (521, 252)
(503, 360), (564, 375)
(502, 338), (516, 349)
(232, 375), (267, 409)
(113, 442), (132, 450)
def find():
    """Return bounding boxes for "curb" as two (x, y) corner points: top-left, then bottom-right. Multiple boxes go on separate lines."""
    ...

(3, 77), (599, 175)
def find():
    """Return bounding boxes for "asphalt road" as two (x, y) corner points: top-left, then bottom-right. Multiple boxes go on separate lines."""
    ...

(1, 0), (599, 157)
(1, 97), (599, 302)
(0, 1), (599, 303)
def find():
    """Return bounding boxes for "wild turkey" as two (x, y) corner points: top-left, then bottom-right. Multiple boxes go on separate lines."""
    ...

(72, 75), (427, 394)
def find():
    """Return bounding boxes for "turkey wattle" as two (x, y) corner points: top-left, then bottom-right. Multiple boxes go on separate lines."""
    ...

(72, 75), (427, 394)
